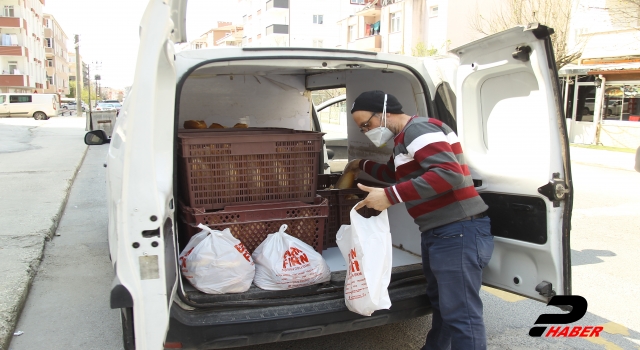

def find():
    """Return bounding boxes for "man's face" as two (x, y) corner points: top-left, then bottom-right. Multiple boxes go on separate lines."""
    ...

(352, 110), (381, 133)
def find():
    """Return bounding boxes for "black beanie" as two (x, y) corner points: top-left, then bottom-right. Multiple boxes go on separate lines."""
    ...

(350, 90), (404, 114)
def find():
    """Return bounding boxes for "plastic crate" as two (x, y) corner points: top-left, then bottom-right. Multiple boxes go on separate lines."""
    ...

(316, 174), (382, 248)
(180, 197), (329, 254)
(178, 128), (323, 210)
(316, 174), (340, 249)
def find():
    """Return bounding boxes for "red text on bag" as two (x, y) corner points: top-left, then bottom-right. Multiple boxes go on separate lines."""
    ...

(282, 247), (309, 268)
(234, 243), (252, 263)
(179, 247), (195, 268)
(348, 248), (360, 273)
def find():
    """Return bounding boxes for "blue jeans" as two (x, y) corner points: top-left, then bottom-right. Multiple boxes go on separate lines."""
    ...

(420, 216), (493, 350)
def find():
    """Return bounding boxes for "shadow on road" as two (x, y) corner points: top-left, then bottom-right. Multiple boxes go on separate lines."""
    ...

(571, 249), (616, 266)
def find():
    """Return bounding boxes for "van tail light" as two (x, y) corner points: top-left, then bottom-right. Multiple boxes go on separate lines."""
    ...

(164, 342), (182, 349)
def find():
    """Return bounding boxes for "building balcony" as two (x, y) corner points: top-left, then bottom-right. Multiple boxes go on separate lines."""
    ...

(266, 0), (289, 11)
(0, 17), (21, 28)
(266, 24), (289, 35)
(0, 74), (29, 87)
(348, 35), (381, 52)
(0, 45), (28, 57)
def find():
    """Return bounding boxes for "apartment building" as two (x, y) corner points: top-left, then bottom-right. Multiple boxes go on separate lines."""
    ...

(560, 0), (640, 148)
(43, 13), (68, 95)
(240, 0), (362, 48)
(337, 0), (493, 55)
(188, 22), (244, 50)
(0, 0), (46, 93)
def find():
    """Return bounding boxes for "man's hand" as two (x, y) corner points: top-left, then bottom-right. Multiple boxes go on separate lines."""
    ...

(354, 183), (392, 211)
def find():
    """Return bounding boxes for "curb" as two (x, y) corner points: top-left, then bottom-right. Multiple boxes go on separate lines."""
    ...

(0, 145), (89, 350)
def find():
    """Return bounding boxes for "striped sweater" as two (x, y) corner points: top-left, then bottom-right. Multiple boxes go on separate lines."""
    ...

(359, 116), (488, 232)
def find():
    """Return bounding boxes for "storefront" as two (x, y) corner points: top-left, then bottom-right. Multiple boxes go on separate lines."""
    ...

(559, 62), (640, 149)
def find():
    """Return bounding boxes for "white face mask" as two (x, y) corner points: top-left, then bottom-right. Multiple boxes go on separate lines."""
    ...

(365, 94), (395, 148)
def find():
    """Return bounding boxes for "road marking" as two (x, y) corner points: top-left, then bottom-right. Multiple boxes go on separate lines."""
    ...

(601, 322), (629, 336)
(481, 286), (527, 302)
(584, 334), (623, 350)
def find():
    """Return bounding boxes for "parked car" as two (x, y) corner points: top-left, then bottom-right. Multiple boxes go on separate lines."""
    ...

(95, 103), (116, 111)
(85, 4), (573, 349)
(0, 93), (59, 120)
(66, 101), (87, 112)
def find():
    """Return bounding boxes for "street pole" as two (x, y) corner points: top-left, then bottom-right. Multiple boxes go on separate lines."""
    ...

(74, 35), (86, 130)
(87, 64), (92, 120)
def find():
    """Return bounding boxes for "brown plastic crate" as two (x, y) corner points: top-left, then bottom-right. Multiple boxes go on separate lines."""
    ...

(178, 128), (324, 210)
(180, 197), (329, 254)
(315, 175), (383, 249)
(316, 174), (340, 249)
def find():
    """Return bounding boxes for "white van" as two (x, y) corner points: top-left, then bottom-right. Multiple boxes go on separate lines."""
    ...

(85, 1), (574, 349)
(0, 93), (59, 120)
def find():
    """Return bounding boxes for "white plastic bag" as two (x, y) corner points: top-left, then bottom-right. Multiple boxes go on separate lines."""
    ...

(336, 203), (392, 316)
(252, 224), (331, 290)
(178, 224), (255, 294)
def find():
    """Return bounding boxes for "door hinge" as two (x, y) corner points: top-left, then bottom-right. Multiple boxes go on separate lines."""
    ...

(512, 45), (532, 62)
(535, 281), (556, 298)
(538, 172), (569, 207)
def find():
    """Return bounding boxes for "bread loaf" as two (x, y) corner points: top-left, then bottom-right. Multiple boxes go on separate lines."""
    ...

(335, 170), (356, 189)
(233, 123), (249, 128)
(184, 120), (208, 129)
(209, 122), (225, 129)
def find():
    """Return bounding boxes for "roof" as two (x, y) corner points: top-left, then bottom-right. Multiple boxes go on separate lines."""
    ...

(559, 62), (640, 76)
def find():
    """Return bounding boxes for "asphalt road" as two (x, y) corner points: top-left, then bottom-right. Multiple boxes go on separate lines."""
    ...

(9, 148), (640, 350)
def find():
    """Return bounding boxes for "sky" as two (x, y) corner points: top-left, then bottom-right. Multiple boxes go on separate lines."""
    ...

(44, 0), (242, 89)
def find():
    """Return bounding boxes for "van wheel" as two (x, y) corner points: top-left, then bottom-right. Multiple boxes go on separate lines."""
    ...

(33, 112), (47, 120)
(121, 307), (135, 350)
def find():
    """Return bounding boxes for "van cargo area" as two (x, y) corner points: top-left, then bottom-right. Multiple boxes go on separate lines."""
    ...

(173, 58), (429, 308)
(161, 55), (435, 349)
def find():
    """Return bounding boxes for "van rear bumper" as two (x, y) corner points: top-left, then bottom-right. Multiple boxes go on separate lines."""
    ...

(165, 282), (430, 350)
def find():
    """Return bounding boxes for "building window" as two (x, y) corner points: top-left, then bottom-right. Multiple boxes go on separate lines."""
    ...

(257, 34), (262, 39)
(429, 5), (439, 17)
(349, 25), (356, 42)
(257, 9), (261, 15)
(9, 95), (32, 103)
(313, 15), (323, 24)
(313, 39), (323, 48)
(45, 38), (52, 48)
(3, 5), (14, 17)
(390, 12), (401, 32)
(47, 59), (53, 67)
(350, 0), (365, 4)
(45, 18), (52, 28)
(248, 37), (252, 43)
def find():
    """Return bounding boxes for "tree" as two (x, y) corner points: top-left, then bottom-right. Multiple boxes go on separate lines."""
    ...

(411, 42), (438, 57)
(611, 0), (640, 29)
(470, 0), (583, 68)
(67, 80), (77, 99)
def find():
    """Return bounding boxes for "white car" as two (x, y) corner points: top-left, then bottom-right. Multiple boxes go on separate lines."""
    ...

(85, 2), (573, 348)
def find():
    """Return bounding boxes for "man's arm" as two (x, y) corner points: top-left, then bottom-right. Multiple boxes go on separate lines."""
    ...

(358, 156), (396, 183)
(383, 122), (466, 204)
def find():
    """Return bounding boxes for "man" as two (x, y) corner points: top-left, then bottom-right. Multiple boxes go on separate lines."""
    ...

(346, 90), (494, 350)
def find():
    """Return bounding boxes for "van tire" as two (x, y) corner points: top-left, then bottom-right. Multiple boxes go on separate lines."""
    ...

(121, 307), (135, 350)
(33, 112), (47, 120)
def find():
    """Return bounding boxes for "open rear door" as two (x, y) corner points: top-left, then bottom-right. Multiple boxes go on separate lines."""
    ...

(453, 24), (573, 302)
(110, 0), (186, 348)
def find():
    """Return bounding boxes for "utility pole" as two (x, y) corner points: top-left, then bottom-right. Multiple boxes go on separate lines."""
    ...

(74, 35), (87, 130)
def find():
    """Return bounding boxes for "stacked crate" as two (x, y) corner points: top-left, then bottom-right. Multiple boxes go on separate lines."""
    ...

(178, 128), (328, 253)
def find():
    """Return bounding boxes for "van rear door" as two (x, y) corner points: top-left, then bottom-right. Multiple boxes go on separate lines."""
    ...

(110, 0), (186, 348)
(436, 25), (573, 302)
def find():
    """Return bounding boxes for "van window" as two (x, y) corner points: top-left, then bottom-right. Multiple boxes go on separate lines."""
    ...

(10, 95), (32, 103)
(0, 96), (5, 104)
(434, 82), (457, 134)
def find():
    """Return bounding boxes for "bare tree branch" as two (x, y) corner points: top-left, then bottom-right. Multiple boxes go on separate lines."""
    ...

(470, 0), (584, 69)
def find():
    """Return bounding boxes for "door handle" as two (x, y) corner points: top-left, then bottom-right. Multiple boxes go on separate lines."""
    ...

(511, 203), (533, 211)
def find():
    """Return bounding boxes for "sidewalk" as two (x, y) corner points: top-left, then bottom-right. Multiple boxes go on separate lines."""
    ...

(569, 145), (638, 172)
(0, 117), (87, 350)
